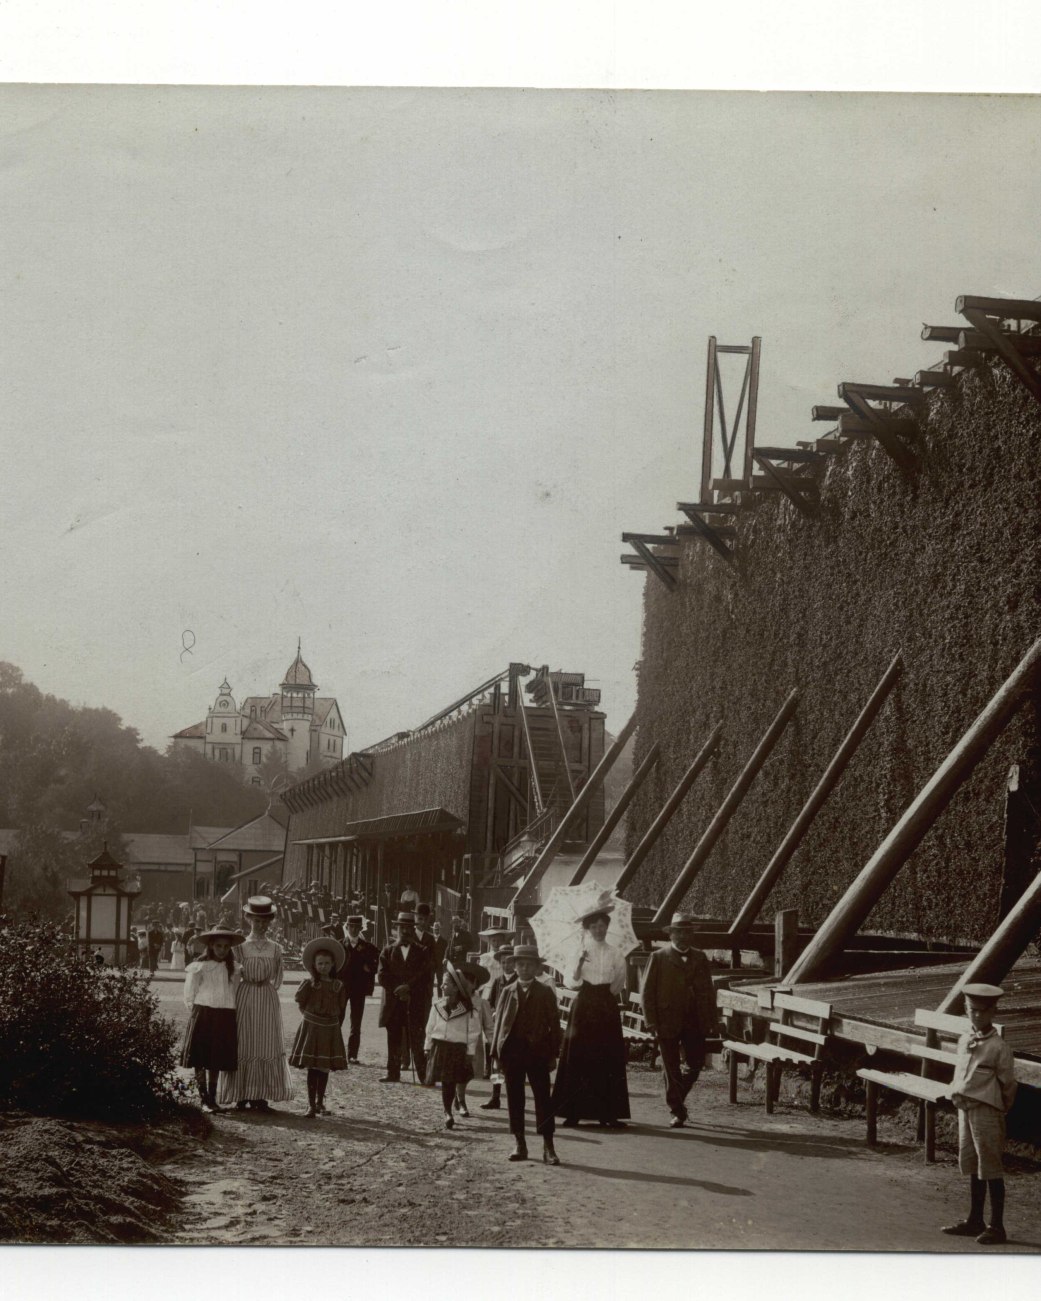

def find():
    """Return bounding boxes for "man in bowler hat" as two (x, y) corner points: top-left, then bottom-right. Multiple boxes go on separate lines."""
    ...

(377, 911), (432, 1082)
(490, 944), (562, 1164)
(340, 914), (379, 1064)
(640, 912), (719, 1128)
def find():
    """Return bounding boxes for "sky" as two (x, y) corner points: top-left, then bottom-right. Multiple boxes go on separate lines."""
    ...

(2, 87), (1040, 752)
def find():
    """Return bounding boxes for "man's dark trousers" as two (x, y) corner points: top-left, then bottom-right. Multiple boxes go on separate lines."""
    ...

(347, 987), (368, 1062)
(657, 1027), (706, 1117)
(501, 1041), (554, 1139)
(385, 1005), (426, 1080)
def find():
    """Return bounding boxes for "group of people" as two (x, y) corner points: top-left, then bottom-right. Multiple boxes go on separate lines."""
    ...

(178, 891), (1020, 1243)
(179, 891), (722, 1169)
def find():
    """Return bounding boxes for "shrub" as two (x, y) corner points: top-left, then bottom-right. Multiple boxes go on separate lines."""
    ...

(0, 916), (179, 1119)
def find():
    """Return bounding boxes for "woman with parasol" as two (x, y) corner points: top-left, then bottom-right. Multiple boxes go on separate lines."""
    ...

(550, 891), (631, 1129)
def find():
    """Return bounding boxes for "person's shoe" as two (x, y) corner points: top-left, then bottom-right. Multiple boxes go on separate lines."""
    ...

(599, 1119), (627, 1129)
(508, 1140), (529, 1161)
(669, 1114), (686, 1128)
(456, 1101), (470, 1118)
(560, 1117), (580, 1128)
(235, 1101), (249, 1111)
(304, 1105), (317, 1118)
(316, 1101), (327, 1116)
(444, 1113), (454, 1130)
(200, 1100), (217, 1114)
(378, 1076), (400, 1084)
(207, 1095), (223, 1113)
(941, 1220), (986, 1237)
(542, 1139), (560, 1166)
(348, 1057), (360, 1065)
(976, 1226), (1007, 1245)
(251, 1100), (273, 1113)
(479, 1096), (501, 1110)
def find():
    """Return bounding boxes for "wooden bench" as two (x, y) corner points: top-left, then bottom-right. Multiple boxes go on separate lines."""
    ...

(723, 992), (832, 1114)
(622, 991), (659, 1067)
(856, 1008), (1002, 1162)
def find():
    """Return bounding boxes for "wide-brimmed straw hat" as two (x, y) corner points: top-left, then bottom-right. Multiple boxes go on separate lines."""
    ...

(191, 926), (245, 953)
(574, 891), (617, 925)
(243, 895), (277, 919)
(302, 936), (346, 976)
(478, 926), (512, 940)
(667, 912), (696, 930)
(395, 910), (416, 925)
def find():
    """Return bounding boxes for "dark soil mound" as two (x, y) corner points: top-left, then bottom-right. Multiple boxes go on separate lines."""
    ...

(0, 1111), (196, 1243)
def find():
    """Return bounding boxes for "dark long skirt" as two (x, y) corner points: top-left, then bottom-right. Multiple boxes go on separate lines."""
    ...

(551, 981), (630, 1121)
(181, 1006), (238, 1071)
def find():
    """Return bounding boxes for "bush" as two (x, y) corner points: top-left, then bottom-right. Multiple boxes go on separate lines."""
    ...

(0, 916), (179, 1119)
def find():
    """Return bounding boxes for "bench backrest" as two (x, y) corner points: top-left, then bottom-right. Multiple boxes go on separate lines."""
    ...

(769, 993), (832, 1058)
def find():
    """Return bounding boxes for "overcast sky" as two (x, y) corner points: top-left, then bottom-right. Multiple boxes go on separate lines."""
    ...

(3, 87), (1039, 752)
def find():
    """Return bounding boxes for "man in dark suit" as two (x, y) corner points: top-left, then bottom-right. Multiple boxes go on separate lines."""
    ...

(403, 903), (439, 1071)
(340, 914), (379, 1064)
(490, 944), (561, 1164)
(640, 911), (719, 1128)
(377, 911), (432, 1082)
(447, 911), (475, 965)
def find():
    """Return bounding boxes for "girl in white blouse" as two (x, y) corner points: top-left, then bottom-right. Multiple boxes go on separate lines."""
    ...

(180, 927), (242, 1113)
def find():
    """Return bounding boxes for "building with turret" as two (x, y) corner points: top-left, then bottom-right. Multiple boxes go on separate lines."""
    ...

(171, 645), (346, 783)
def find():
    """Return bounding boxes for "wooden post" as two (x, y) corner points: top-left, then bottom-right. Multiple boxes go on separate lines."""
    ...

(701, 336), (717, 501)
(938, 867), (1041, 1014)
(728, 653), (904, 940)
(568, 742), (661, 886)
(612, 722), (723, 895)
(516, 700), (545, 814)
(652, 691), (800, 925)
(786, 633), (1041, 987)
(512, 712), (637, 907)
(774, 909), (799, 980)
(545, 669), (577, 804)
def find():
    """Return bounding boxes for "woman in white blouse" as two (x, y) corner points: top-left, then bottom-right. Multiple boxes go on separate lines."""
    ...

(551, 900), (631, 1128)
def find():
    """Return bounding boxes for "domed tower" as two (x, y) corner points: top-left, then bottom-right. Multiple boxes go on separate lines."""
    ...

(280, 641), (317, 770)
(206, 678), (242, 764)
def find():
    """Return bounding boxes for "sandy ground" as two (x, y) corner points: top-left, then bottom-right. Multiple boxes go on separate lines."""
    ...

(147, 974), (1041, 1252)
(5, 970), (1041, 1252)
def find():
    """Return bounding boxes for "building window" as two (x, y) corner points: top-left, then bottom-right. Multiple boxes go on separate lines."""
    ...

(252, 747), (262, 765)
(221, 723), (227, 733)
(251, 776), (261, 786)
(250, 706), (256, 718)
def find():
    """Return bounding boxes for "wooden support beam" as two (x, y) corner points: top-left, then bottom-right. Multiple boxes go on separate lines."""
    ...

(955, 294), (1041, 322)
(513, 713), (638, 907)
(631, 540), (678, 589)
(712, 477), (753, 493)
(921, 325), (963, 343)
(812, 405), (846, 422)
(838, 413), (917, 439)
(915, 369), (958, 388)
(651, 690), (801, 924)
(675, 504), (736, 566)
(515, 694), (544, 815)
(676, 500), (743, 516)
(728, 652), (904, 940)
(742, 335), (762, 484)
(814, 436), (842, 451)
(700, 335), (717, 503)
(622, 532), (680, 546)
(752, 454), (819, 517)
(956, 329), (1041, 356)
(938, 869), (1041, 1014)
(944, 349), (986, 369)
(620, 554), (678, 569)
(491, 762), (529, 812)
(568, 742), (661, 886)
(785, 634), (1041, 987)
(957, 297), (1041, 406)
(755, 446), (824, 464)
(838, 381), (927, 409)
(612, 722), (723, 895)
(675, 523), (736, 540)
(544, 667), (577, 805)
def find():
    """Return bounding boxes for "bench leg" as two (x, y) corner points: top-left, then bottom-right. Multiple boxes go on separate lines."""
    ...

(865, 1079), (878, 1146)
(924, 1101), (936, 1163)
(810, 1064), (822, 1115)
(728, 1049), (739, 1104)
(916, 1101), (926, 1144)
(765, 1062), (775, 1114)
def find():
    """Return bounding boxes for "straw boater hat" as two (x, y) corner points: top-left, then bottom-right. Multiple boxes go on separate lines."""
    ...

(345, 914), (366, 927)
(478, 926), (512, 940)
(302, 936), (346, 977)
(190, 926), (245, 953)
(667, 912), (696, 930)
(962, 983), (1005, 1004)
(395, 910), (416, 926)
(574, 891), (617, 925)
(243, 896), (277, 919)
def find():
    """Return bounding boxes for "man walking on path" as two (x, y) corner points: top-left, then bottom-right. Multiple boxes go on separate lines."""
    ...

(640, 912), (719, 1128)
(377, 911), (431, 1083)
(490, 944), (561, 1164)
(340, 914), (379, 1064)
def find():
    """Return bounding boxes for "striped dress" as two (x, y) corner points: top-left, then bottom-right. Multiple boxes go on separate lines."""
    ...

(217, 939), (294, 1104)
